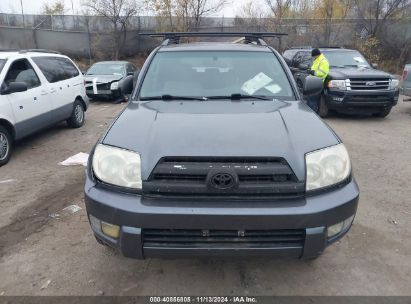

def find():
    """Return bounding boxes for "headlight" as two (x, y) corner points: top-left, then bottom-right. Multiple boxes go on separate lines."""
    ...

(110, 82), (119, 90)
(328, 80), (347, 90)
(92, 144), (142, 189)
(306, 144), (351, 191)
(389, 79), (399, 90)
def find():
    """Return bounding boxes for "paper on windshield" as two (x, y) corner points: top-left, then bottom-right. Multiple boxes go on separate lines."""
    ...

(264, 84), (282, 94)
(241, 72), (273, 95)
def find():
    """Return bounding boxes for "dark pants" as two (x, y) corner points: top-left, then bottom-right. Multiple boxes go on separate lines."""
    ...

(306, 92), (321, 113)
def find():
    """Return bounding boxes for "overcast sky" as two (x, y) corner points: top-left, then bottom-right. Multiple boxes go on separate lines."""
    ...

(0, 0), (266, 17)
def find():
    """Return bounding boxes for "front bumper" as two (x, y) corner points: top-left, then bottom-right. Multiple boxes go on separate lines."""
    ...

(403, 86), (411, 97)
(86, 88), (121, 99)
(84, 174), (359, 260)
(325, 89), (399, 111)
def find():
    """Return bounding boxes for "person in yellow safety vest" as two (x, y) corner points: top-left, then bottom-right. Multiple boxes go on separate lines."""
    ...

(307, 48), (330, 113)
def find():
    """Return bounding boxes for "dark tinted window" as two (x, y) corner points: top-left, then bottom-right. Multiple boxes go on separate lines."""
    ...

(32, 56), (79, 83)
(58, 57), (80, 78)
(283, 50), (298, 61)
(3, 59), (41, 89)
(293, 51), (312, 67)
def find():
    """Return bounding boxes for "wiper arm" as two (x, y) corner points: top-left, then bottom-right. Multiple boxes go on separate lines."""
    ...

(139, 95), (206, 101)
(330, 65), (345, 68)
(206, 94), (272, 101)
(344, 64), (365, 68)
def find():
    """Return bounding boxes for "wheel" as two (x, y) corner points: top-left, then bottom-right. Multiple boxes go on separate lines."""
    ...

(67, 100), (85, 128)
(373, 106), (392, 118)
(112, 90), (126, 104)
(318, 95), (329, 118)
(0, 125), (13, 167)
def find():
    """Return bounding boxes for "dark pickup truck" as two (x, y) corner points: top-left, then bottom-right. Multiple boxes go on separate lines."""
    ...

(283, 47), (400, 117)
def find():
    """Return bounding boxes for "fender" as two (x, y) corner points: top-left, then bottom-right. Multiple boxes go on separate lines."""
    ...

(0, 99), (16, 138)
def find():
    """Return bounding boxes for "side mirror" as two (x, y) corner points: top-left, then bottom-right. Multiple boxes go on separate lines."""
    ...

(127, 71), (134, 76)
(1, 82), (28, 95)
(121, 75), (134, 95)
(299, 63), (310, 70)
(372, 63), (378, 69)
(303, 76), (323, 96)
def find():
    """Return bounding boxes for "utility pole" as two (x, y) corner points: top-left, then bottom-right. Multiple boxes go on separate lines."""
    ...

(71, 0), (76, 29)
(20, 0), (25, 28)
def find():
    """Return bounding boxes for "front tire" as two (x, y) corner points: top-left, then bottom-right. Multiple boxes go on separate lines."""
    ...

(67, 100), (85, 128)
(318, 95), (329, 118)
(373, 106), (392, 118)
(0, 126), (13, 167)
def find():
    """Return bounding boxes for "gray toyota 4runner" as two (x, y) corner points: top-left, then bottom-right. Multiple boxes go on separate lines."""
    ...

(85, 33), (359, 260)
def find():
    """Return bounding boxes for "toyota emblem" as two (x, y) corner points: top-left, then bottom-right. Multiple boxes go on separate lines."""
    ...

(366, 81), (376, 86)
(210, 173), (235, 190)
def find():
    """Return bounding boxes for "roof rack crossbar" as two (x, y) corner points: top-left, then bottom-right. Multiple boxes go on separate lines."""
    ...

(19, 49), (60, 54)
(139, 32), (288, 46)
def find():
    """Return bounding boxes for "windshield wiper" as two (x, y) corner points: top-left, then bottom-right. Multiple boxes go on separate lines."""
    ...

(330, 65), (345, 68)
(139, 95), (207, 101)
(206, 94), (272, 101)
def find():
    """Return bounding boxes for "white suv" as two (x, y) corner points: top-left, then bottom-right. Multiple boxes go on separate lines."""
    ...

(0, 49), (89, 166)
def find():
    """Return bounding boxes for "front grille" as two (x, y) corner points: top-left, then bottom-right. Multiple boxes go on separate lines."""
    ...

(144, 157), (304, 198)
(97, 83), (111, 90)
(348, 78), (390, 91)
(84, 81), (110, 90)
(143, 229), (305, 248)
(348, 95), (391, 102)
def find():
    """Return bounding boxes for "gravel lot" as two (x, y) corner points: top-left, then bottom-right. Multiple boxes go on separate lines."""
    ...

(0, 98), (410, 296)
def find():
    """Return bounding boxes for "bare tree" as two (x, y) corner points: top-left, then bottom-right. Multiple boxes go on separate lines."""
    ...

(148, 0), (228, 31)
(146, 0), (175, 30)
(314, 0), (352, 45)
(353, 0), (411, 36)
(264, 0), (293, 50)
(188, 0), (228, 29)
(83, 0), (141, 60)
(234, 0), (266, 29)
(42, 0), (67, 15)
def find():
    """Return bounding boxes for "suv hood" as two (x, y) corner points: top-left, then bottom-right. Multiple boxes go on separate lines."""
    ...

(102, 100), (340, 180)
(329, 67), (392, 79)
(84, 74), (123, 83)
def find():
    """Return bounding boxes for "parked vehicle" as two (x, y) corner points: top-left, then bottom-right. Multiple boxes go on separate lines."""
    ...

(0, 49), (89, 166)
(84, 61), (138, 102)
(85, 33), (359, 260)
(283, 47), (400, 117)
(402, 63), (411, 98)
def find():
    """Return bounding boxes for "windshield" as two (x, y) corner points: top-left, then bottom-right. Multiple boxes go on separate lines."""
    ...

(86, 63), (125, 76)
(323, 50), (371, 68)
(0, 59), (5, 73)
(139, 51), (295, 100)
